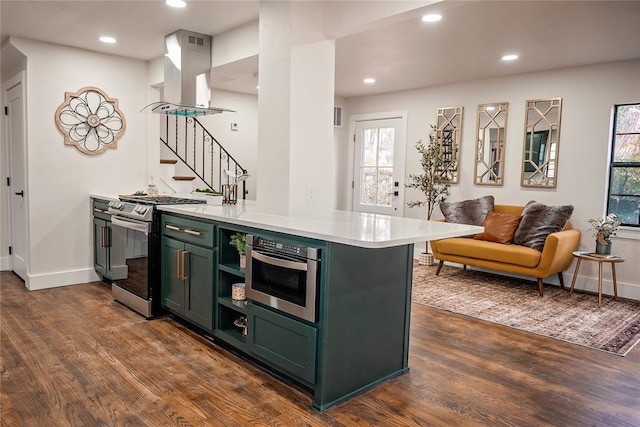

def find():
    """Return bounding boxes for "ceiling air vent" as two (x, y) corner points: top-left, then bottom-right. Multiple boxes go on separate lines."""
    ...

(333, 106), (343, 127)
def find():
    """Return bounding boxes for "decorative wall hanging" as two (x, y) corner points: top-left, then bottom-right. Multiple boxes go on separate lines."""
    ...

(435, 106), (463, 184)
(55, 86), (126, 155)
(475, 102), (509, 185)
(521, 97), (562, 188)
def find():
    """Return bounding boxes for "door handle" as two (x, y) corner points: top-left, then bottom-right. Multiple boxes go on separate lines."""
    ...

(15, 191), (24, 197)
(176, 249), (183, 280)
(180, 250), (189, 281)
(100, 226), (106, 248)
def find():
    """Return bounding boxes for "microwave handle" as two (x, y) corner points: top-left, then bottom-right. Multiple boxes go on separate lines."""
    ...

(251, 250), (308, 272)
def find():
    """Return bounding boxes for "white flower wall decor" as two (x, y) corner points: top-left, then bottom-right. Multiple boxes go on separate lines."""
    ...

(55, 86), (126, 155)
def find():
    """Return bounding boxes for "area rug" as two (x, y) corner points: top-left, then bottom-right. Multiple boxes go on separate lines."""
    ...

(412, 264), (640, 356)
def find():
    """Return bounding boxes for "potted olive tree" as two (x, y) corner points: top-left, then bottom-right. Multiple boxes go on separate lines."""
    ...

(229, 232), (247, 269)
(406, 125), (452, 265)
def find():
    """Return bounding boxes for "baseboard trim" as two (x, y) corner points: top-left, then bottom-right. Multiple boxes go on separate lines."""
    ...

(27, 268), (101, 291)
(0, 256), (9, 271)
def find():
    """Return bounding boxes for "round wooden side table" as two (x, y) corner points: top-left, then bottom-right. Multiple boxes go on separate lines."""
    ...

(569, 251), (625, 307)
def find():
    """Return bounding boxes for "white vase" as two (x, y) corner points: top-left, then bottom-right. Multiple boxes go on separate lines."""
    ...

(239, 254), (246, 270)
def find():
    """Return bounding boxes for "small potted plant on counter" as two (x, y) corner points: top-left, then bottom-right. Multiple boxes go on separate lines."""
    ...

(192, 188), (224, 205)
(230, 232), (247, 269)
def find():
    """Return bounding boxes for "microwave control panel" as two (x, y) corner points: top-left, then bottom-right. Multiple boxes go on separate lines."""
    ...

(255, 237), (304, 256)
(249, 235), (321, 261)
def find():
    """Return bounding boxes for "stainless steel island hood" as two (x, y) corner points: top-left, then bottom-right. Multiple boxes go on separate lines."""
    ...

(141, 29), (234, 116)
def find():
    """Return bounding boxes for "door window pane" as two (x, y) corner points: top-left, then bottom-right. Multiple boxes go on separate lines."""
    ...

(359, 127), (395, 207)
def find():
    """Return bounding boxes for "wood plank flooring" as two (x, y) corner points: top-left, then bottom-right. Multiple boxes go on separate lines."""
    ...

(2, 271), (639, 426)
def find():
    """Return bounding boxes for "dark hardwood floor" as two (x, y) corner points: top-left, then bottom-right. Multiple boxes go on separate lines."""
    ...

(2, 270), (639, 426)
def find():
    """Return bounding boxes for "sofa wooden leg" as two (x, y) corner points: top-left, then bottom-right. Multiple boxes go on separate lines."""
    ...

(537, 278), (544, 296)
(463, 265), (467, 270)
(435, 261), (444, 275)
(558, 272), (565, 288)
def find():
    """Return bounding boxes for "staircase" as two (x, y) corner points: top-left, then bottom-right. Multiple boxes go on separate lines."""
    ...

(158, 115), (247, 197)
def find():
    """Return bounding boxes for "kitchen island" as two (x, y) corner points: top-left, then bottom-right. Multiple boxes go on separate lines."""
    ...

(155, 202), (481, 411)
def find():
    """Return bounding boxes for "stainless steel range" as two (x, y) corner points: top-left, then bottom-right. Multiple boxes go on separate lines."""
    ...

(107, 195), (205, 317)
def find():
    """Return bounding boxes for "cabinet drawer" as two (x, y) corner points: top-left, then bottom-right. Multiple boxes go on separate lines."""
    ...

(162, 214), (215, 248)
(92, 199), (111, 221)
(248, 302), (317, 385)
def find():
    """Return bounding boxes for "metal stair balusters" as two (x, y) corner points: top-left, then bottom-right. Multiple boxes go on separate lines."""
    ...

(160, 115), (248, 199)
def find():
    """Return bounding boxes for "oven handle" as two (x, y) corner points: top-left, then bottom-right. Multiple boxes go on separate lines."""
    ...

(251, 250), (308, 271)
(111, 216), (150, 235)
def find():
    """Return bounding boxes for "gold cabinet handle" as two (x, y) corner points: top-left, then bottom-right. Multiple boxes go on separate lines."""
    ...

(176, 249), (183, 279)
(180, 250), (189, 280)
(184, 229), (203, 236)
(165, 224), (180, 231)
(100, 226), (106, 247)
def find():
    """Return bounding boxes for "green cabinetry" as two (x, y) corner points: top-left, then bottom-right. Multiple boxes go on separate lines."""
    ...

(247, 301), (317, 385)
(161, 214), (216, 331)
(92, 198), (126, 281)
(214, 227), (248, 348)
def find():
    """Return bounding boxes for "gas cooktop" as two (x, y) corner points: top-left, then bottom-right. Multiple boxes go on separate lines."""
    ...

(119, 195), (206, 205)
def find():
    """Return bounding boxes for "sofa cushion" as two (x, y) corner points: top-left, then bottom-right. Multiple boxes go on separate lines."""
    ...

(434, 238), (541, 268)
(439, 195), (494, 226)
(473, 211), (522, 244)
(513, 202), (574, 251)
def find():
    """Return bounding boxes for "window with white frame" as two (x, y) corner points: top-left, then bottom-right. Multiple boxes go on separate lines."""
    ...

(607, 103), (640, 227)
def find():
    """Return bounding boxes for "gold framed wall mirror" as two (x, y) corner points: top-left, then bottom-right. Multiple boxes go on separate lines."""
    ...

(474, 102), (509, 185)
(436, 106), (463, 184)
(521, 98), (563, 188)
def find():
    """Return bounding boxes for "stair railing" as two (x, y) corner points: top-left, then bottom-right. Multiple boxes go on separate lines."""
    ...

(160, 115), (247, 199)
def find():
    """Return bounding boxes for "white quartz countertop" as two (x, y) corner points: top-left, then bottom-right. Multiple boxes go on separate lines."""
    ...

(91, 194), (482, 248)
(157, 202), (483, 249)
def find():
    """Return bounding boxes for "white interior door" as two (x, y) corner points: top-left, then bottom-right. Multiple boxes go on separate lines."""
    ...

(352, 117), (406, 216)
(4, 74), (28, 281)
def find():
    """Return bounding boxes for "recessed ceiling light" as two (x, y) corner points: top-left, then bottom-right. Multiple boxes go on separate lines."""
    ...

(502, 54), (519, 61)
(363, 78), (376, 84)
(166, 0), (186, 8)
(99, 36), (116, 44)
(421, 14), (442, 23)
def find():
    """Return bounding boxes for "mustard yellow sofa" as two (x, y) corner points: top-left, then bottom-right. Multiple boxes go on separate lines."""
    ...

(430, 204), (581, 296)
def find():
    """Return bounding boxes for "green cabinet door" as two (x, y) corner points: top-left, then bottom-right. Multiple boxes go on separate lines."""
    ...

(161, 236), (215, 331)
(161, 236), (185, 314)
(248, 302), (317, 385)
(184, 243), (214, 330)
(93, 217), (108, 278)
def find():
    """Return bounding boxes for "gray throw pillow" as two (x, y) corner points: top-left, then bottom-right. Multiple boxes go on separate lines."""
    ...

(439, 195), (494, 225)
(512, 201), (574, 251)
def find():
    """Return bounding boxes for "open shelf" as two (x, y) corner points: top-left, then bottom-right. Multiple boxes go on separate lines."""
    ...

(219, 296), (248, 314)
(216, 304), (248, 347)
(219, 264), (245, 277)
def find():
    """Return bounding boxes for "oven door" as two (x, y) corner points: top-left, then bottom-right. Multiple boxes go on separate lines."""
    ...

(246, 247), (318, 322)
(110, 216), (150, 299)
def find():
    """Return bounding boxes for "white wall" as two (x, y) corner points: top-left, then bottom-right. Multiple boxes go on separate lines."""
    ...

(199, 89), (258, 200)
(333, 96), (349, 210)
(6, 38), (148, 289)
(211, 20), (259, 68)
(345, 59), (640, 299)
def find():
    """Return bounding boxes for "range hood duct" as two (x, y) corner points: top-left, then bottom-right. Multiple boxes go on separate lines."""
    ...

(142, 29), (234, 116)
